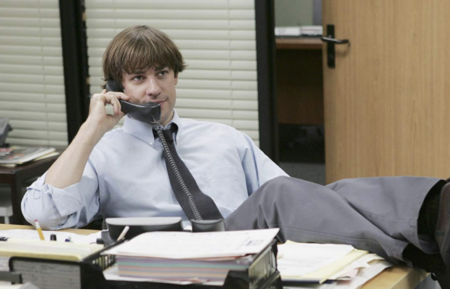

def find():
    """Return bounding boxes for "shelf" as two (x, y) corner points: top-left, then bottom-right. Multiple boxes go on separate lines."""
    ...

(276, 37), (323, 50)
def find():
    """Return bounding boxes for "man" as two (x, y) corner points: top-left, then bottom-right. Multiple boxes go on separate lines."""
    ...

(21, 25), (449, 287)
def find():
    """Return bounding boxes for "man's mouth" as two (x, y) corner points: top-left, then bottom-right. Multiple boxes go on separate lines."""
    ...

(150, 99), (166, 105)
(142, 99), (166, 107)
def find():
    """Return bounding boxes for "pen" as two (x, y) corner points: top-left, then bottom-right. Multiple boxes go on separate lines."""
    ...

(117, 225), (130, 241)
(34, 220), (45, 241)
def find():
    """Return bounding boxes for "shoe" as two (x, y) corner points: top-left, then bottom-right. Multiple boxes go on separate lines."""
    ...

(433, 272), (450, 289)
(434, 182), (450, 289)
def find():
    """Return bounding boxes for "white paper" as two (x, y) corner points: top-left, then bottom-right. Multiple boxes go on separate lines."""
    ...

(275, 26), (302, 36)
(325, 260), (393, 289)
(277, 242), (355, 276)
(328, 254), (384, 280)
(0, 283), (23, 288)
(104, 228), (279, 259)
(76, 231), (102, 244)
(284, 260), (393, 289)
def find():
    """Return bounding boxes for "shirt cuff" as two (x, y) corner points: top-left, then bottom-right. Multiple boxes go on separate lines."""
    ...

(43, 183), (84, 217)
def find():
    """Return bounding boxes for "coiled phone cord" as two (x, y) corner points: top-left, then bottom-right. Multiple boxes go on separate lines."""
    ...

(154, 125), (203, 220)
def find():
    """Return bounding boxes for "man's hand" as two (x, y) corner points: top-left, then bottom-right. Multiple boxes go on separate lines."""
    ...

(85, 89), (130, 137)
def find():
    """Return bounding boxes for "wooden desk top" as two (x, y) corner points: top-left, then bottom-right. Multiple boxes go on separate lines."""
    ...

(363, 266), (427, 289)
(0, 224), (428, 288)
(276, 37), (323, 50)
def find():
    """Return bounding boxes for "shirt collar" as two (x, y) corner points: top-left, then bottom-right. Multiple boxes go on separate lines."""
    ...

(122, 110), (182, 145)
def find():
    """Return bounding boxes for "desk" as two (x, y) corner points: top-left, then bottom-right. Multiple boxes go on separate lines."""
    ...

(0, 224), (429, 289)
(0, 156), (59, 225)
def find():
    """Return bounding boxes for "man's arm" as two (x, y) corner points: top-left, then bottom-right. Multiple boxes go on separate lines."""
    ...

(21, 90), (130, 229)
(45, 90), (129, 188)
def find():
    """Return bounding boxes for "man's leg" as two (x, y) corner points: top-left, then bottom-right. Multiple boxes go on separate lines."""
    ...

(225, 176), (440, 265)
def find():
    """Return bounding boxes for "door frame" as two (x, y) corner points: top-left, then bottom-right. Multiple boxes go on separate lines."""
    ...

(255, 0), (279, 163)
(59, 0), (90, 142)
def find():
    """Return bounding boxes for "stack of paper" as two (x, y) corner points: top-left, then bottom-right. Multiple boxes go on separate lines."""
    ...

(0, 146), (58, 166)
(277, 241), (392, 288)
(275, 26), (302, 37)
(277, 241), (362, 283)
(274, 25), (323, 37)
(300, 25), (323, 36)
(115, 255), (253, 283)
(103, 228), (279, 285)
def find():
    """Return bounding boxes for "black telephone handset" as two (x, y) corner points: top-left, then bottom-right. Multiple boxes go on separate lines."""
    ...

(105, 80), (161, 124)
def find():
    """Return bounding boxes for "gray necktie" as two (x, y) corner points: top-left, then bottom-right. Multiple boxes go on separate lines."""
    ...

(154, 124), (223, 220)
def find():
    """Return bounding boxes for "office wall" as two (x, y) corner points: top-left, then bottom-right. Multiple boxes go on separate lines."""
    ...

(275, 0), (314, 27)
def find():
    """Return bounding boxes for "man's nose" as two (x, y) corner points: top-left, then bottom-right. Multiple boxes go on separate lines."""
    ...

(145, 77), (162, 97)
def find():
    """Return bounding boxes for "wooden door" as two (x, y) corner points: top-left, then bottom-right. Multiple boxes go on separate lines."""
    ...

(323, 0), (450, 183)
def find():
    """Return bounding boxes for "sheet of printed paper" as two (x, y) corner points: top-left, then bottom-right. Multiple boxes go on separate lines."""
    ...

(327, 253), (384, 280)
(277, 241), (355, 276)
(104, 228), (279, 259)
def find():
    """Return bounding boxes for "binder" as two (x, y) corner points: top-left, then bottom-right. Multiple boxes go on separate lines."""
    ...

(8, 239), (281, 289)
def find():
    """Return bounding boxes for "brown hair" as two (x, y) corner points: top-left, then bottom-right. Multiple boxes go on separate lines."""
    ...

(102, 25), (186, 87)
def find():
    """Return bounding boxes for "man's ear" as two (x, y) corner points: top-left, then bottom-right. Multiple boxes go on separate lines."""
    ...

(174, 73), (178, 85)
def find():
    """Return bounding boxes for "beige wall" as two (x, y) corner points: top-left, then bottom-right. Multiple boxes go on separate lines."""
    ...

(275, 0), (314, 27)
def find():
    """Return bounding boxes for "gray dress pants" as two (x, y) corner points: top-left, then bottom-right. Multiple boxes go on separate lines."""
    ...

(225, 176), (441, 265)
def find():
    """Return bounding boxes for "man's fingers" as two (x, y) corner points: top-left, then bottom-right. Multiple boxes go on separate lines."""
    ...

(89, 90), (129, 118)
(110, 96), (124, 115)
(104, 90), (130, 101)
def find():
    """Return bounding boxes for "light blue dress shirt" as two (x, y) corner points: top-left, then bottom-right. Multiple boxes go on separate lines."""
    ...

(21, 111), (288, 229)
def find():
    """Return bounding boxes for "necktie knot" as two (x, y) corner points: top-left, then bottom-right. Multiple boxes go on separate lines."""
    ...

(154, 124), (177, 143)
(162, 128), (174, 143)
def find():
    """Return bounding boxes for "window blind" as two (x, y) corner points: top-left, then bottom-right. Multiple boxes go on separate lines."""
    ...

(84, 0), (259, 145)
(0, 0), (67, 147)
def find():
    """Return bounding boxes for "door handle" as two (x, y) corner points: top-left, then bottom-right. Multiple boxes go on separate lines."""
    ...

(321, 25), (350, 68)
(321, 37), (349, 45)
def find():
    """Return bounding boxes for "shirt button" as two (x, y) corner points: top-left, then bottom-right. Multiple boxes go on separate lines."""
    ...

(150, 142), (153, 145)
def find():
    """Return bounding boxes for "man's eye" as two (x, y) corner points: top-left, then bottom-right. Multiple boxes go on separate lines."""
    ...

(158, 70), (168, 77)
(133, 76), (144, 81)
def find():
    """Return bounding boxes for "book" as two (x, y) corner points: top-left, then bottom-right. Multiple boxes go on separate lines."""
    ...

(0, 146), (56, 165)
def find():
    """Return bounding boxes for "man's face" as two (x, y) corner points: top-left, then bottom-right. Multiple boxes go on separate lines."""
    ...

(122, 66), (178, 126)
